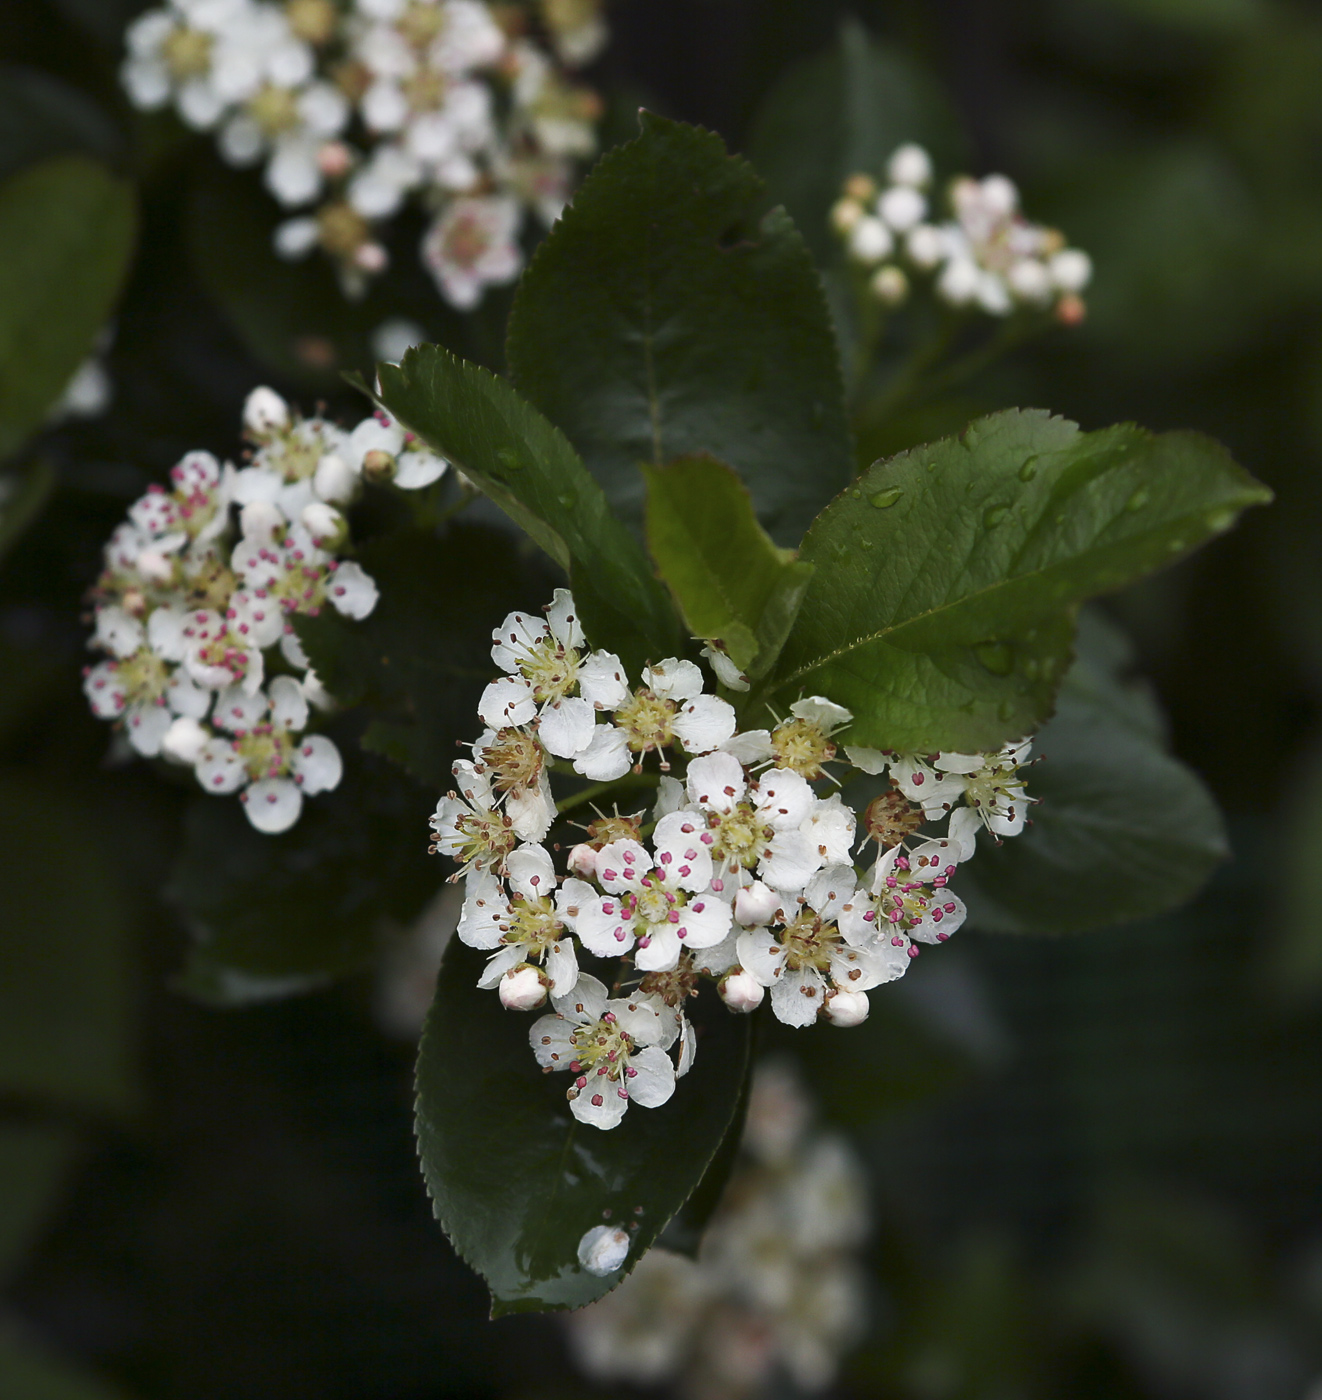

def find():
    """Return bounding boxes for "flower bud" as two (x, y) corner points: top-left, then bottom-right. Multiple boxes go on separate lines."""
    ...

(498, 963), (549, 1011)
(830, 197), (864, 235)
(317, 140), (353, 178)
(843, 173), (877, 203)
(239, 500), (285, 541)
(300, 501), (348, 549)
(906, 223), (946, 269)
(162, 716), (209, 766)
(577, 1225), (630, 1276)
(887, 142), (933, 188)
(878, 184), (926, 232)
(243, 386), (289, 438)
(567, 842), (599, 878)
(354, 242), (388, 274)
(1007, 258), (1052, 306)
(1055, 293), (1086, 326)
(313, 451), (358, 504)
(848, 215), (893, 264)
(719, 968), (765, 1014)
(1049, 248), (1092, 293)
(824, 989), (870, 1026)
(734, 880), (779, 928)
(362, 448), (397, 483)
(870, 265), (909, 306)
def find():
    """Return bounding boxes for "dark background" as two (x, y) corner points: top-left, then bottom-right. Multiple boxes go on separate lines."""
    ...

(1, 1), (1321, 1396)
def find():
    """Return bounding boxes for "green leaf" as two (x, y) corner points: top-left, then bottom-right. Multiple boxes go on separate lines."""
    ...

(642, 454), (814, 677)
(0, 156), (136, 461)
(415, 941), (753, 1314)
(295, 524), (553, 789)
(745, 17), (963, 265)
(0, 779), (138, 1119)
(0, 1123), (80, 1280)
(167, 753), (439, 993)
(506, 112), (853, 546)
(0, 1336), (133, 1400)
(0, 459), (56, 563)
(761, 409), (1272, 752)
(372, 346), (684, 675)
(958, 610), (1229, 934)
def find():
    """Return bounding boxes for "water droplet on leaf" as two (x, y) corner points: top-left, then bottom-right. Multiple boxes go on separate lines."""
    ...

(1018, 458), (1038, 482)
(870, 488), (903, 509)
(496, 448), (522, 471)
(1206, 508), (1235, 531)
(974, 641), (1014, 675)
(983, 504), (1009, 528)
(1125, 486), (1149, 512)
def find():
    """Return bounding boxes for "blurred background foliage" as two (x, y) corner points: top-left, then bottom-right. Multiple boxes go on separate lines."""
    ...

(1, 0), (1321, 1396)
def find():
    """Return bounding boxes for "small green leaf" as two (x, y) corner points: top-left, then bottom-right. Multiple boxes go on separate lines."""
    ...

(506, 112), (853, 545)
(763, 409), (1271, 752)
(958, 610), (1228, 934)
(643, 454), (814, 677)
(373, 345), (684, 674)
(415, 941), (752, 1314)
(0, 156), (136, 461)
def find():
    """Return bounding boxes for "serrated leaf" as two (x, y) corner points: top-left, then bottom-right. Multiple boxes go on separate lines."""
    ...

(762, 410), (1271, 752)
(415, 941), (752, 1314)
(372, 346), (684, 676)
(0, 156), (136, 461)
(958, 610), (1228, 934)
(506, 112), (853, 546)
(642, 454), (814, 677)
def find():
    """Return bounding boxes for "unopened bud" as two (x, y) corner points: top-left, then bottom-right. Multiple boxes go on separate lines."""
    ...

(239, 500), (285, 541)
(354, 242), (388, 274)
(162, 716), (209, 765)
(1055, 293), (1086, 326)
(567, 842), (598, 878)
(313, 451), (358, 504)
(734, 880), (779, 927)
(830, 197), (864, 235)
(843, 173), (877, 203)
(887, 142), (933, 189)
(498, 963), (549, 1011)
(300, 501), (347, 549)
(577, 1225), (630, 1276)
(878, 183), (926, 232)
(848, 215), (892, 264)
(824, 989), (870, 1026)
(362, 448), (397, 483)
(1050, 247), (1092, 293)
(317, 141), (353, 179)
(718, 968), (765, 1014)
(870, 265), (908, 306)
(243, 386), (289, 437)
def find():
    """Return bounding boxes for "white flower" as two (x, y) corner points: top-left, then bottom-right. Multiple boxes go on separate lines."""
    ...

(420, 195), (522, 310)
(430, 760), (518, 875)
(867, 842), (966, 944)
(887, 142), (932, 188)
(455, 844), (588, 995)
(530, 974), (677, 1129)
(575, 812), (731, 972)
(933, 740), (1034, 837)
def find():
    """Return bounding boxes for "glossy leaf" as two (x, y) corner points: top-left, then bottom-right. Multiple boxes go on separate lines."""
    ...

(959, 610), (1228, 934)
(506, 113), (852, 545)
(0, 156), (135, 461)
(415, 941), (753, 1314)
(643, 454), (814, 676)
(761, 410), (1271, 752)
(373, 345), (684, 674)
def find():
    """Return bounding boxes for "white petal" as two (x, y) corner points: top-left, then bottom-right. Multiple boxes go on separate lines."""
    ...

(394, 449), (447, 489)
(83, 661), (126, 718)
(489, 609), (547, 673)
(95, 607), (144, 658)
(653, 774), (685, 820)
(573, 896), (636, 958)
(624, 1046), (676, 1108)
(506, 844), (556, 901)
(269, 675), (309, 731)
(651, 814), (714, 892)
(551, 973), (608, 1023)
(529, 1013), (575, 1068)
(642, 658), (702, 701)
(577, 651), (629, 709)
(196, 738), (246, 794)
(505, 780), (554, 842)
(242, 777), (304, 833)
(545, 588), (584, 648)
(754, 768), (815, 827)
(804, 864), (858, 915)
(800, 794), (856, 864)
(458, 873), (508, 949)
(685, 751), (746, 813)
(675, 892), (732, 950)
(544, 940), (578, 994)
(947, 806), (981, 860)
(736, 929), (785, 987)
(571, 724), (631, 780)
(594, 839), (650, 893)
(722, 729), (773, 765)
(165, 670), (211, 720)
(759, 829), (822, 891)
(125, 701), (172, 756)
(476, 943), (525, 988)
(327, 561), (379, 620)
(478, 676), (537, 729)
(770, 967), (827, 1027)
(673, 695), (737, 754)
(677, 1018), (697, 1076)
(634, 924), (682, 972)
(554, 876), (598, 928)
(789, 696), (853, 730)
(162, 715), (209, 765)
(844, 744), (888, 775)
(538, 695), (597, 759)
(290, 735), (342, 795)
(147, 605), (189, 661)
(213, 685), (268, 732)
(701, 642), (749, 690)
(280, 629), (310, 670)
(570, 1082), (629, 1129)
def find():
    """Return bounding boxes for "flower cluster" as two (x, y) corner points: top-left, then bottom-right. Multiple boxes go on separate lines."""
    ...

(566, 1062), (870, 1396)
(121, 0), (605, 303)
(833, 142), (1092, 321)
(82, 385), (447, 832)
(429, 588), (1036, 1129)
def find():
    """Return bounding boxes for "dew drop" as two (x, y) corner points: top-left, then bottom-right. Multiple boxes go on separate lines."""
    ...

(496, 448), (523, 471)
(1125, 486), (1149, 513)
(1022, 657), (1041, 681)
(558, 491), (576, 508)
(1018, 458), (1038, 482)
(974, 641), (1014, 676)
(870, 487), (903, 509)
(983, 504), (1010, 528)
(1206, 508), (1235, 531)
(850, 488), (862, 500)
(1168, 537), (1186, 553)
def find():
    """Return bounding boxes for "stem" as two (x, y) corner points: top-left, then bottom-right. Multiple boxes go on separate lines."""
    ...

(915, 314), (1046, 401)
(853, 313), (960, 449)
(555, 768), (660, 817)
